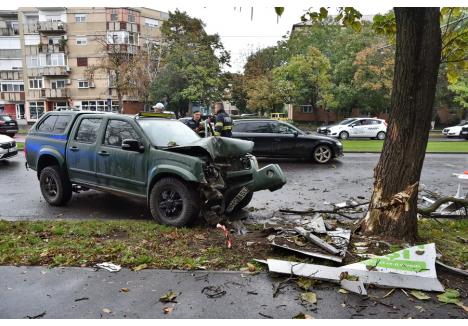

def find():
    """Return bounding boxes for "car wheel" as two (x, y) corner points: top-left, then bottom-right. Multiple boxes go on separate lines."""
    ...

(377, 131), (386, 140)
(39, 165), (72, 206)
(312, 145), (333, 164)
(149, 177), (200, 226)
(339, 131), (349, 140)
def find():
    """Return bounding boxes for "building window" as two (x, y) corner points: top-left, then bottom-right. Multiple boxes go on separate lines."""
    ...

(46, 53), (65, 66)
(27, 56), (39, 67)
(76, 37), (87, 45)
(144, 18), (159, 27)
(48, 36), (61, 45)
(301, 105), (313, 113)
(29, 78), (43, 89)
(29, 101), (45, 120)
(78, 81), (89, 88)
(110, 10), (118, 21)
(75, 14), (86, 22)
(1, 82), (24, 92)
(81, 100), (116, 112)
(51, 80), (66, 89)
(45, 15), (61, 22)
(128, 14), (135, 22)
(77, 57), (88, 67)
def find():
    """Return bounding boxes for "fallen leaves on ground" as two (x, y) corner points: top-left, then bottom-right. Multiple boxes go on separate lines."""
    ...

(297, 277), (313, 291)
(293, 312), (314, 319)
(160, 291), (178, 303)
(120, 288), (129, 293)
(163, 307), (174, 314)
(133, 263), (148, 271)
(338, 288), (349, 294)
(437, 289), (460, 304)
(300, 292), (317, 304)
(410, 290), (430, 300)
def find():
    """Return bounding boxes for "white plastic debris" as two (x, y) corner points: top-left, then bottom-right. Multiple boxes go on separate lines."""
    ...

(267, 243), (444, 294)
(95, 262), (121, 272)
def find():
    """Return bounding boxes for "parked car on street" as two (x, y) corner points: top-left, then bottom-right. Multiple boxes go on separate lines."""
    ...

(0, 134), (17, 160)
(317, 118), (358, 135)
(232, 119), (343, 164)
(25, 111), (286, 226)
(461, 126), (468, 140)
(442, 122), (468, 138)
(0, 114), (19, 137)
(325, 117), (387, 140)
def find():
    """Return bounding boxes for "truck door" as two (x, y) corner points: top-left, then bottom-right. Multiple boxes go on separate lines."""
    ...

(66, 116), (102, 184)
(95, 118), (148, 196)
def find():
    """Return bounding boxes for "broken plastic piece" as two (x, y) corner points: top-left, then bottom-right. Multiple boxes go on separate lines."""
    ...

(95, 262), (121, 272)
(267, 243), (444, 293)
(294, 227), (340, 255)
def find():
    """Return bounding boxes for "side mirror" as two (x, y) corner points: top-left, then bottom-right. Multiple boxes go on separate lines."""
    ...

(122, 139), (144, 152)
(293, 131), (299, 137)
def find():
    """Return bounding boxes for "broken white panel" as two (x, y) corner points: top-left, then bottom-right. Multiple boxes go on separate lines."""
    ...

(271, 243), (343, 263)
(340, 279), (367, 296)
(305, 216), (327, 234)
(327, 228), (351, 255)
(346, 243), (438, 278)
(267, 243), (445, 292)
(95, 262), (121, 272)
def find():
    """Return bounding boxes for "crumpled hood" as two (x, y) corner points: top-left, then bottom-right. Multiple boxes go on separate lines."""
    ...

(164, 136), (254, 160)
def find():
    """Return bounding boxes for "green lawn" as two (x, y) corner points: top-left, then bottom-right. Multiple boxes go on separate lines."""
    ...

(16, 142), (24, 150)
(342, 140), (468, 153)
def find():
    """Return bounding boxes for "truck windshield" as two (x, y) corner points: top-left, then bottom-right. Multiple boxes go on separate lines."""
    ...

(137, 119), (200, 147)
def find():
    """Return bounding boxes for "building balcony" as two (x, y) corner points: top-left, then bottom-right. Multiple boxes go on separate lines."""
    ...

(38, 44), (67, 54)
(107, 44), (139, 54)
(24, 21), (67, 34)
(0, 91), (24, 102)
(0, 27), (19, 36)
(0, 70), (22, 80)
(28, 66), (70, 77)
(42, 88), (69, 98)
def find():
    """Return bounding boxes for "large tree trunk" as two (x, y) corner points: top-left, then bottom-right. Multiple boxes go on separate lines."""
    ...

(362, 8), (441, 242)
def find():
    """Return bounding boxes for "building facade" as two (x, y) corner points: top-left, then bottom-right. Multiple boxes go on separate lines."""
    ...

(0, 7), (167, 123)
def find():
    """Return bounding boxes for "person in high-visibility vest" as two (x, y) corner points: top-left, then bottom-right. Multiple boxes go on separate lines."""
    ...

(213, 102), (232, 137)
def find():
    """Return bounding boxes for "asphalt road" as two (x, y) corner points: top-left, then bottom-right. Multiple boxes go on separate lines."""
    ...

(0, 266), (465, 319)
(0, 153), (467, 221)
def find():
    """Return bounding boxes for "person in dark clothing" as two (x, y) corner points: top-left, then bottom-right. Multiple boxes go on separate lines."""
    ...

(213, 102), (232, 137)
(186, 109), (206, 137)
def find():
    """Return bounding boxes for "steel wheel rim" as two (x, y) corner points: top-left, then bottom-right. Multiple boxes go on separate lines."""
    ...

(159, 188), (183, 219)
(314, 146), (331, 163)
(42, 175), (58, 197)
(340, 132), (348, 139)
(377, 132), (385, 140)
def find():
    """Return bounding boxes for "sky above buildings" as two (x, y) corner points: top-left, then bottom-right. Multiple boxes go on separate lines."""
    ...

(8, 0), (453, 72)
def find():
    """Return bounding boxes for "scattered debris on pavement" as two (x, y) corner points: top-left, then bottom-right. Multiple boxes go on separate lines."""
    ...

(201, 285), (227, 298)
(216, 223), (232, 249)
(94, 262), (121, 272)
(159, 291), (178, 303)
(26, 311), (46, 319)
(266, 244), (445, 295)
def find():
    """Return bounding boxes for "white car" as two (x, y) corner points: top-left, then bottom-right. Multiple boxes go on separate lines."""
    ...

(326, 118), (387, 140)
(442, 122), (468, 137)
(0, 134), (18, 160)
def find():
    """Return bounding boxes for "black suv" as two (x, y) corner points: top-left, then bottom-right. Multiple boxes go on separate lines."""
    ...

(461, 126), (468, 140)
(0, 114), (18, 137)
(232, 119), (343, 164)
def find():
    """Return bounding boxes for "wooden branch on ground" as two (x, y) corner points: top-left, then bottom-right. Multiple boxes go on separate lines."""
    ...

(417, 196), (468, 217)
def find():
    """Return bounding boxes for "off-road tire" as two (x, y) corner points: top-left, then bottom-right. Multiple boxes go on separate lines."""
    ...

(149, 177), (200, 226)
(377, 131), (386, 140)
(39, 165), (72, 206)
(339, 131), (349, 140)
(312, 144), (333, 164)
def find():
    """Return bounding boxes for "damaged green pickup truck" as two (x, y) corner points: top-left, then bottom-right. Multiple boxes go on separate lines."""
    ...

(25, 111), (286, 226)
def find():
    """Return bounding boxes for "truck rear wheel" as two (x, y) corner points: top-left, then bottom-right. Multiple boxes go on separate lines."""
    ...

(39, 165), (72, 206)
(149, 177), (200, 226)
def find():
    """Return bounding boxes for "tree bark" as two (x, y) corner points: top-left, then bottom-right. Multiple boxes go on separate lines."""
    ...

(362, 8), (442, 242)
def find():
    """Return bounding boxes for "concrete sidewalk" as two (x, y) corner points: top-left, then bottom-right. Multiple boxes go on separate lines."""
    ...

(0, 266), (464, 319)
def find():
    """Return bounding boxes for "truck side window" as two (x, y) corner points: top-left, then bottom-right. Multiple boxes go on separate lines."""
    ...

(53, 115), (72, 134)
(37, 115), (58, 133)
(74, 118), (101, 143)
(104, 120), (141, 147)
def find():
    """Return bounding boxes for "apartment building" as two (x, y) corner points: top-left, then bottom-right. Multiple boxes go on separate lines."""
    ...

(0, 7), (167, 123)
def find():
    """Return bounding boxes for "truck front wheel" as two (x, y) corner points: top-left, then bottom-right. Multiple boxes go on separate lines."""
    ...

(39, 166), (72, 206)
(149, 177), (200, 226)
